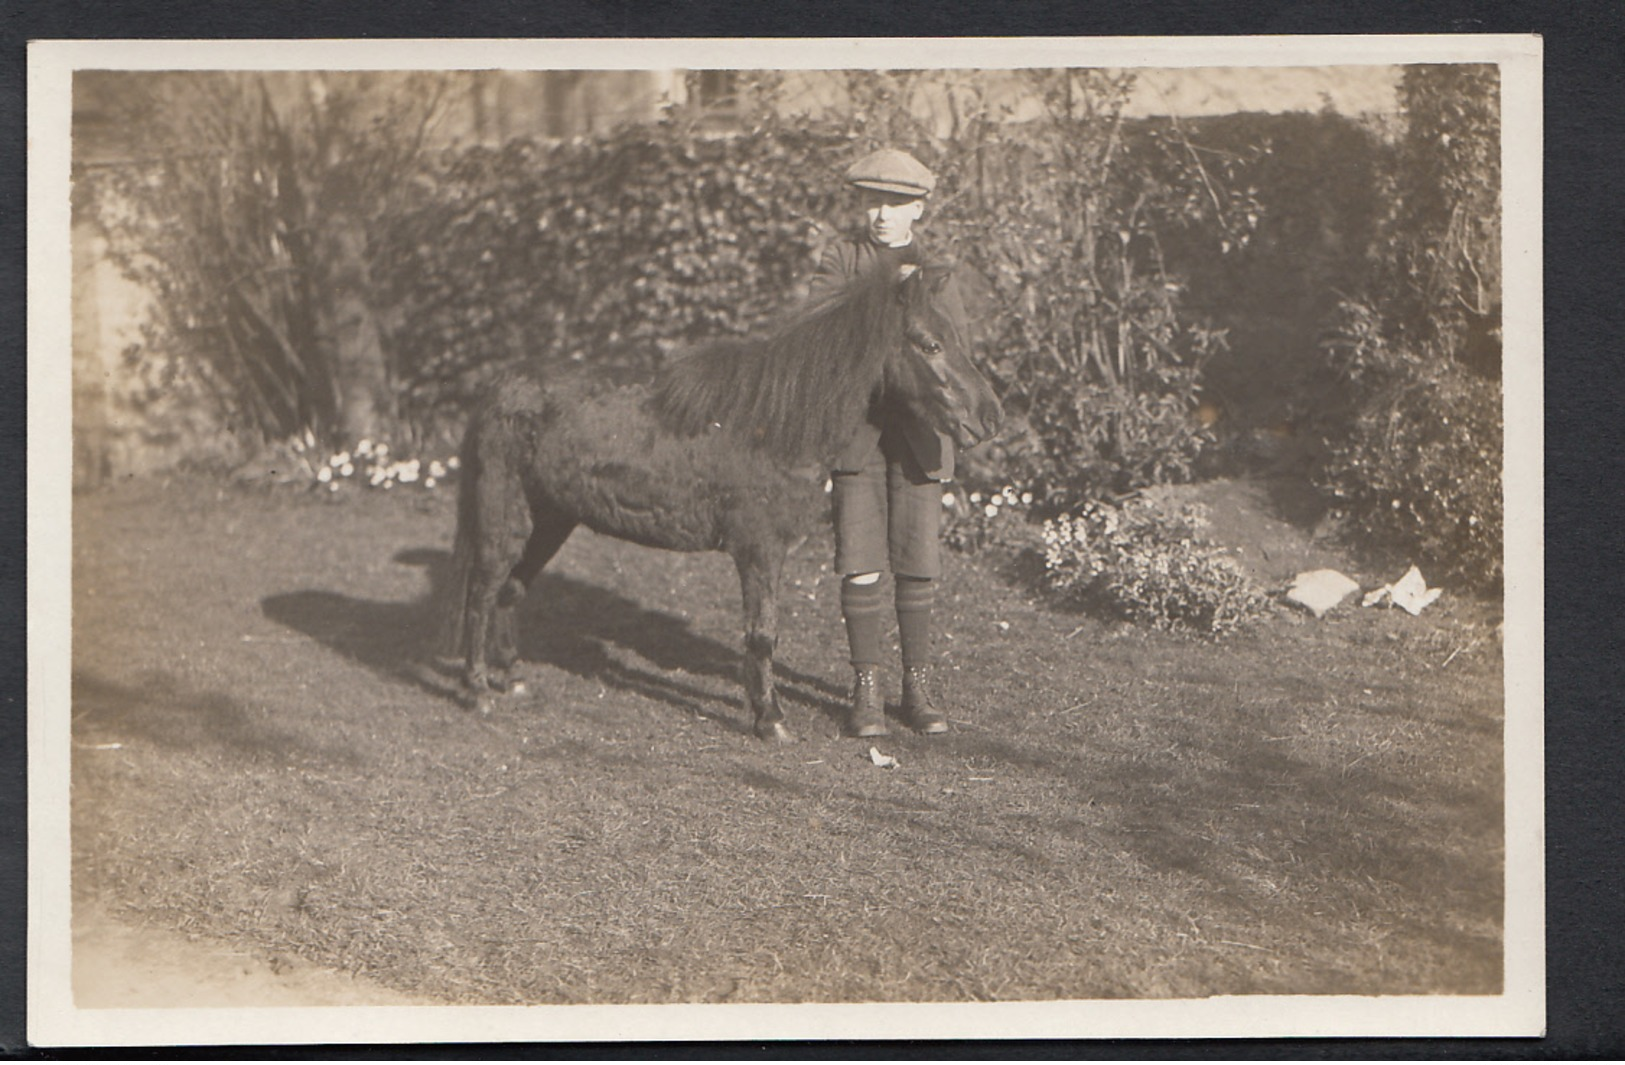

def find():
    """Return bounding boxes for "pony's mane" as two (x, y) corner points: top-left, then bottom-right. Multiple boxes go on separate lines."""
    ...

(650, 269), (903, 465)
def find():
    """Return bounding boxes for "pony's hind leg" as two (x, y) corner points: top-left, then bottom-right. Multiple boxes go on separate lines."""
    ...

(465, 551), (522, 713)
(734, 544), (794, 743)
(461, 448), (532, 712)
(489, 506), (576, 679)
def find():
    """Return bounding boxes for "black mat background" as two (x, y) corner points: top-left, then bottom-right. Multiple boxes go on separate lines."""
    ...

(2, 1), (1618, 1057)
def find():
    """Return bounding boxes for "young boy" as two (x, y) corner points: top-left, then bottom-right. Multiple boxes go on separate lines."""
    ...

(806, 148), (972, 738)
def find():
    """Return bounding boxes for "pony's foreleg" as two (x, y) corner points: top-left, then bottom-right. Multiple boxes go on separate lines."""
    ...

(735, 545), (793, 743)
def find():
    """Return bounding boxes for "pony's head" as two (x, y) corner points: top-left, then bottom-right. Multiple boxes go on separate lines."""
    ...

(886, 264), (1004, 450)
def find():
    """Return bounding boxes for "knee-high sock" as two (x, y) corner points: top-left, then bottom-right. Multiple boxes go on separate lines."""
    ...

(895, 576), (936, 669)
(841, 577), (886, 668)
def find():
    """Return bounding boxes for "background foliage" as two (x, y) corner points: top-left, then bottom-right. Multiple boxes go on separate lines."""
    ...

(375, 117), (850, 443)
(1310, 65), (1503, 591)
(85, 64), (1507, 594)
(916, 70), (1246, 512)
(87, 72), (448, 450)
(1313, 299), (1504, 591)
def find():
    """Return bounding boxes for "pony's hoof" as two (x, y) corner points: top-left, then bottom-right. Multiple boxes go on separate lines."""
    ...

(755, 719), (796, 744)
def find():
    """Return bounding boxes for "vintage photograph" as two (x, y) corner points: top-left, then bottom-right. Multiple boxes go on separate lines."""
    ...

(29, 36), (1542, 1045)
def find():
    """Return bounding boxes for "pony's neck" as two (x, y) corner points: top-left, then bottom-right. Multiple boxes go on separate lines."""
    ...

(651, 271), (900, 466)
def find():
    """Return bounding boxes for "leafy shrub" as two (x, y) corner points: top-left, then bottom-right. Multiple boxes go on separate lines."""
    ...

(1313, 300), (1502, 590)
(1132, 111), (1389, 431)
(376, 120), (850, 436)
(1307, 66), (1504, 593)
(1040, 496), (1273, 636)
(1380, 64), (1502, 364)
(928, 71), (1250, 510)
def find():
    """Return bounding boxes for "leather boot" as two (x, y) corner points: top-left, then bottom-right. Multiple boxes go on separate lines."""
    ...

(847, 665), (889, 737)
(902, 665), (948, 734)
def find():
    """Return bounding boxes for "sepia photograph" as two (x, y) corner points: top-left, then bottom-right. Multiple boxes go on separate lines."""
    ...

(27, 35), (1543, 1046)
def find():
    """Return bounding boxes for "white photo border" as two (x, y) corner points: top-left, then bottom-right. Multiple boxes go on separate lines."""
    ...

(28, 34), (1544, 1047)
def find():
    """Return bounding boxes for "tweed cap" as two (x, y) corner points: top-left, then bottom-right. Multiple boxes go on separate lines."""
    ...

(844, 148), (936, 197)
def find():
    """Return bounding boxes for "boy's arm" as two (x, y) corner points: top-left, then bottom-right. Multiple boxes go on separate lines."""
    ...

(805, 239), (855, 302)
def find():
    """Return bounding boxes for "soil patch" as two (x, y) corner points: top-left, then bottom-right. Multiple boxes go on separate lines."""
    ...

(1139, 476), (1353, 587)
(74, 901), (435, 1008)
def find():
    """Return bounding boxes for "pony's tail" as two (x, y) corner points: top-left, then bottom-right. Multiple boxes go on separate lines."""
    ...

(434, 423), (482, 662)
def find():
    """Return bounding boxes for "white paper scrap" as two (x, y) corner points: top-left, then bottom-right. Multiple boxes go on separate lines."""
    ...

(868, 747), (899, 769)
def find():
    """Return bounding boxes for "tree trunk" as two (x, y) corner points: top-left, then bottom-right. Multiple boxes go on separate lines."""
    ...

(313, 212), (394, 445)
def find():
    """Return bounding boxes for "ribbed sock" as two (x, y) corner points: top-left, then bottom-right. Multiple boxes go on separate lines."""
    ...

(841, 577), (886, 667)
(895, 576), (936, 669)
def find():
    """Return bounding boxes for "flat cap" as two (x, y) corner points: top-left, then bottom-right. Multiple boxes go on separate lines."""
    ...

(844, 148), (936, 197)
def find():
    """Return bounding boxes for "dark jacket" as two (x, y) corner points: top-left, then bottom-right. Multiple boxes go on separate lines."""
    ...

(807, 234), (969, 480)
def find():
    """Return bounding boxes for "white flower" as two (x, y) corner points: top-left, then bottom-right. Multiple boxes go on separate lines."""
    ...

(424, 477), (437, 489)
(357, 438), (374, 456)
(428, 460), (447, 479)
(446, 456), (461, 470)
(330, 451), (351, 467)
(942, 491), (957, 508)
(316, 466), (333, 483)
(340, 463), (355, 477)
(984, 503), (999, 518)
(1021, 492), (1034, 505)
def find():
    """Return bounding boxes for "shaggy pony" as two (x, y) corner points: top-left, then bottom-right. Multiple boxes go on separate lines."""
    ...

(442, 264), (1002, 741)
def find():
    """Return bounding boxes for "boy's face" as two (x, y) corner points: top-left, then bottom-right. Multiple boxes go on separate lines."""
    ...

(860, 188), (926, 247)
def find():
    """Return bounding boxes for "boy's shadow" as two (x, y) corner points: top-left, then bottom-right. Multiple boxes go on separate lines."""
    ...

(261, 547), (846, 735)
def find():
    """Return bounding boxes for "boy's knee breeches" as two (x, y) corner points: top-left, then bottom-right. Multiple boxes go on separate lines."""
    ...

(832, 455), (943, 580)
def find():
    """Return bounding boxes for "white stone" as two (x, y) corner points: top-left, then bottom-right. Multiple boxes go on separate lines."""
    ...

(1285, 569), (1361, 618)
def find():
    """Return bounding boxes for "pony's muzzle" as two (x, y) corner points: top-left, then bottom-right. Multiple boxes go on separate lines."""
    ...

(955, 398), (1004, 449)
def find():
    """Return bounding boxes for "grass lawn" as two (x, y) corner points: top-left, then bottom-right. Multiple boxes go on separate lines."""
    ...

(67, 476), (1504, 1004)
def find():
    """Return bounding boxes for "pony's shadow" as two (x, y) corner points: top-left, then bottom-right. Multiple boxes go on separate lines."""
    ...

(260, 547), (847, 736)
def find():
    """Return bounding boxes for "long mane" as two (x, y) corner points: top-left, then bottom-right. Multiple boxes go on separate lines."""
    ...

(650, 269), (902, 466)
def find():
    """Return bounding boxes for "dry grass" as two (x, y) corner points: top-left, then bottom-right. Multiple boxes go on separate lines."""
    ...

(70, 477), (1504, 1004)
